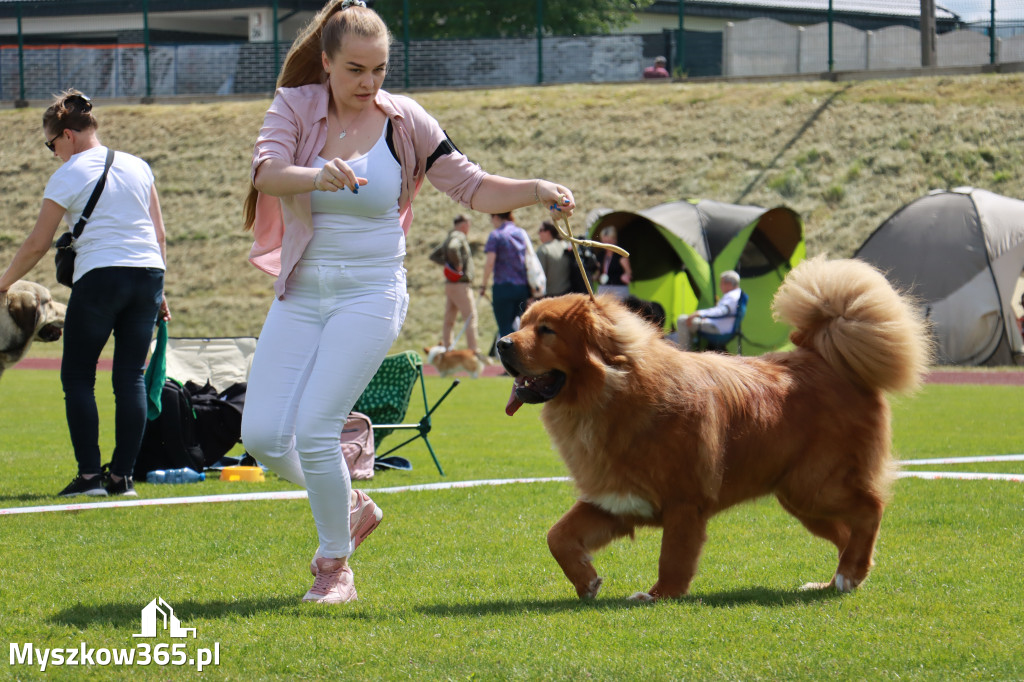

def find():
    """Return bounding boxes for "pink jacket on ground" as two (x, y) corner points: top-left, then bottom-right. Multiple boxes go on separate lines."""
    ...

(248, 84), (490, 299)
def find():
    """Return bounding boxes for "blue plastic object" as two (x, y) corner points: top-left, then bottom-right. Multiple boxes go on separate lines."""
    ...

(146, 468), (205, 484)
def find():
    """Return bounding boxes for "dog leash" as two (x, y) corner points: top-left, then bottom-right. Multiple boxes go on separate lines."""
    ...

(448, 314), (473, 351)
(549, 197), (629, 300)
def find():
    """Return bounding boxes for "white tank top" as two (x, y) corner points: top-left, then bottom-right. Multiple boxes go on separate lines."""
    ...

(303, 126), (404, 263)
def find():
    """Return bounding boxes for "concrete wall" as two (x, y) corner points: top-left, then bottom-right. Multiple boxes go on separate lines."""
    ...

(1, 34), (644, 100)
(723, 18), (1006, 76)
(868, 26), (921, 70)
(1, 22), (1012, 101)
(1002, 34), (1024, 62)
(389, 35), (643, 89)
(0, 44), (246, 100)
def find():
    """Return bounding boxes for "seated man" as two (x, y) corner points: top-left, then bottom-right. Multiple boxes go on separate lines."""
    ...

(676, 270), (743, 349)
(643, 56), (671, 79)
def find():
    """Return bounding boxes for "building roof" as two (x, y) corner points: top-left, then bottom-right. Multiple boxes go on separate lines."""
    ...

(0, 1), (322, 20)
(648, 0), (958, 22)
(709, 0), (955, 20)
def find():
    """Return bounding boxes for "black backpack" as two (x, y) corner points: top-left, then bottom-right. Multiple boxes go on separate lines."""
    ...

(134, 379), (205, 478)
(184, 380), (246, 466)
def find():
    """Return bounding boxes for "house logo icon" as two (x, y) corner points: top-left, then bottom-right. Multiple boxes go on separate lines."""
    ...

(133, 597), (197, 639)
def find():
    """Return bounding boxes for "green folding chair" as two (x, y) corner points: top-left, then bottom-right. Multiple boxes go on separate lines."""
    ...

(353, 350), (458, 476)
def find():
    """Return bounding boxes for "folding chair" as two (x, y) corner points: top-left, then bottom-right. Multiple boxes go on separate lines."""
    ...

(154, 335), (258, 467)
(353, 350), (458, 476)
(161, 336), (258, 391)
(697, 291), (749, 354)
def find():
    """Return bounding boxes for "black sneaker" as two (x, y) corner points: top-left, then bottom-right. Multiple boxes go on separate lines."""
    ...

(104, 475), (138, 497)
(57, 475), (108, 498)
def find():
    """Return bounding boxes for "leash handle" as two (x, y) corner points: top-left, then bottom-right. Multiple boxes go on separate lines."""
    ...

(551, 213), (629, 301)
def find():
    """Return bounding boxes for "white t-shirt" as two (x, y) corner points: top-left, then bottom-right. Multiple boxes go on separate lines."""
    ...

(698, 287), (743, 334)
(304, 127), (404, 264)
(44, 146), (165, 283)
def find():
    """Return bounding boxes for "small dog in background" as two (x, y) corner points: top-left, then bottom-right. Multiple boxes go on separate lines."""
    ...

(0, 280), (67, 379)
(423, 346), (490, 378)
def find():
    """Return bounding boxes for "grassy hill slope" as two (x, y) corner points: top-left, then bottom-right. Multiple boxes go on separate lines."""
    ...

(3, 74), (1023, 353)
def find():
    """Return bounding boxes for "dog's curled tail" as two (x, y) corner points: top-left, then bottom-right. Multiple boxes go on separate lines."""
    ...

(773, 256), (933, 394)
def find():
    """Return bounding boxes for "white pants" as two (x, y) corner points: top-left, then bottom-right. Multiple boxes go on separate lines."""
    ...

(676, 313), (727, 348)
(241, 261), (408, 558)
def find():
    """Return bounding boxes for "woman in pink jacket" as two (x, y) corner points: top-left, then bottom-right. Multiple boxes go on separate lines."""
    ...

(240, 0), (576, 605)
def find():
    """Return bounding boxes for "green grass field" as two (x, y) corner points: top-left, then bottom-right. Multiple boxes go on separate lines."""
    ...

(2, 370), (1024, 680)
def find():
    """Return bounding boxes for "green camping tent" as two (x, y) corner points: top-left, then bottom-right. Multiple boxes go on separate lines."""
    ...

(588, 199), (805, 355)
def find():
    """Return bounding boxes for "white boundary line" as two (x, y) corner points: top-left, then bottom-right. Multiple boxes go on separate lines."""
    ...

(897, 471), (1024, 482)
(0, 477), (572, 516)
(4, 459), (1024, 517)
(898, 454), (1024, 466)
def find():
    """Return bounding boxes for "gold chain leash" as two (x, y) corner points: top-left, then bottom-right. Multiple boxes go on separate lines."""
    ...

(549, 203), (629, 300)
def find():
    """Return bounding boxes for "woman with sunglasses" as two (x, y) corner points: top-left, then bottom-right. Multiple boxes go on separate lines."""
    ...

(241, 0), (576, 605)
(0, 89), (171, 498)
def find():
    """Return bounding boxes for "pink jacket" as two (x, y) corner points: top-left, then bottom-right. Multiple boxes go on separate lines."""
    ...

(248, 84), (490, 298)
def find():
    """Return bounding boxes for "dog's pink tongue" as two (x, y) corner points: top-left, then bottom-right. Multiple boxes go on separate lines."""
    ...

(505, 385), (523, 416)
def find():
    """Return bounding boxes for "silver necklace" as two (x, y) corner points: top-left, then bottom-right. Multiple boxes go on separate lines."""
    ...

(337, 108), (364, 140)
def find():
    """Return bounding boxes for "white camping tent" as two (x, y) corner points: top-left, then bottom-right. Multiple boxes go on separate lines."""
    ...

(855, 187), (1024, 366)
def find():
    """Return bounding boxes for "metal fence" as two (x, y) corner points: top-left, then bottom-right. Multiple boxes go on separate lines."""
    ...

(1, 0), (1023, 102)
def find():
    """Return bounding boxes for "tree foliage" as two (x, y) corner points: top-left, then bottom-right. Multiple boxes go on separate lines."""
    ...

(374, 0), (655, 40)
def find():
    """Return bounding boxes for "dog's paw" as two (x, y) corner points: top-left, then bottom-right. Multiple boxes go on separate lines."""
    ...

(627, 591), (656, 602)
(799, 581), (832, 591)
(834, 573), (859, 593)
(800, 575), (860, 593)
(579, 576), (602, 599)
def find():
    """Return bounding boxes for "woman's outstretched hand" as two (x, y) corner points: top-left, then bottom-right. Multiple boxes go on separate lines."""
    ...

(536, 180), (576, 219)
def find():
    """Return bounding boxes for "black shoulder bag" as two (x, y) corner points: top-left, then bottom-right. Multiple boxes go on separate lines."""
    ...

(54, 148), (115, 287)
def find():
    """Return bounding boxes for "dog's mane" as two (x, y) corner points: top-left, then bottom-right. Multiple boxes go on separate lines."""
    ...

(552, 297), (793, 498)
(595, 298), (790, 426)
(537, 295), (794, 495)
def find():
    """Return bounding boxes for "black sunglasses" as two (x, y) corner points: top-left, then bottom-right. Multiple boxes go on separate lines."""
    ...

(44, 131), (62, 152)
(45, 129), (78, 153)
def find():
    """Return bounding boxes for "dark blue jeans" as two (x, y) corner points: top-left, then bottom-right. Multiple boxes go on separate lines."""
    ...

(61, 267), (163, 477)
(491, 283), (531, 341)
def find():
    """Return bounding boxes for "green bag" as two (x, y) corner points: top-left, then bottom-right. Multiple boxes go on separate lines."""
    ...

(144, 319), (168, 420)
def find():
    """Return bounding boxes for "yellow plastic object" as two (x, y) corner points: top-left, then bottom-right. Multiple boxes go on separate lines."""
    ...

(219, 466), (265, 482)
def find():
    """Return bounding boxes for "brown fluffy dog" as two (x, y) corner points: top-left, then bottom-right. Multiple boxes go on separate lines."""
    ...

(0, 280), (66, 380)
(423, 345), (488, 378)
(496, 257), (931, 601)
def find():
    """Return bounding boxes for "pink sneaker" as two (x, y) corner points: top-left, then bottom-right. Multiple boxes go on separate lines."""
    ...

(302, 558), (357, 604)
(350, 490), (383, 549)
(309, 490), (384, 575)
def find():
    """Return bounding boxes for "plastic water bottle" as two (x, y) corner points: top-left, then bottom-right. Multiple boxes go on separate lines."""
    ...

(146, 468), (206, 484)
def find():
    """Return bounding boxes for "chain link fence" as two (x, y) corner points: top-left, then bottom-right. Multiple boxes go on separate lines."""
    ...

(1, 0), (1023, 101)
